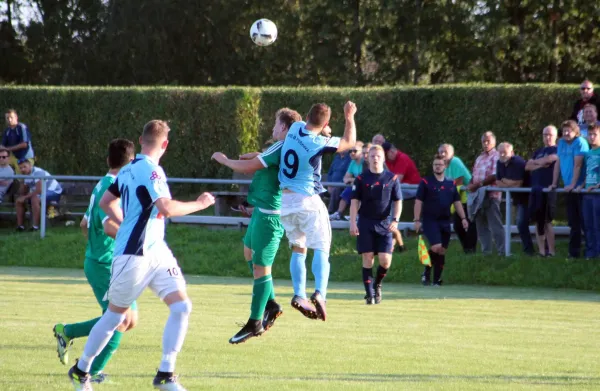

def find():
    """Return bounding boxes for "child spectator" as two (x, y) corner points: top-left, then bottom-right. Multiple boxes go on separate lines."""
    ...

(577, 124), (600, 259)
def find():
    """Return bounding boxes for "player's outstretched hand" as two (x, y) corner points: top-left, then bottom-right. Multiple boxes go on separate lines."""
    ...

(211, 152), (227, 164)
(197, 192), (216, 208)
(344, 101), (357, 119)
(349, 222), (359, 236)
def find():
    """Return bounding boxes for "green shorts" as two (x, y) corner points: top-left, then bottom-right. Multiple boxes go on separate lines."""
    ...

(84, 257), (138, 312)
(243, 209), (284, 267)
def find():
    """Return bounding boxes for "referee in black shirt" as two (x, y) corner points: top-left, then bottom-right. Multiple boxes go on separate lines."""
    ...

(349, 145), (402, 304)
(414, 154), (469, 286)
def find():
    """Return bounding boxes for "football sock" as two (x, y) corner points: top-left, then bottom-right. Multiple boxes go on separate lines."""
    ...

(362, 267), (374, 297)
(375, 265), (388, 286)
(312, 249), (330, 299)
(290, 252), (307, 298)
(77, 310), (126, 373)
(250, 275), (272, 320)
(268, 279), (276, 301)
(433, 254), (445, 282)
(90, 330), (123, 375)
(247, 260), (253, 275)
(64, 317), (101, 339)
(159, 300), (192, 373)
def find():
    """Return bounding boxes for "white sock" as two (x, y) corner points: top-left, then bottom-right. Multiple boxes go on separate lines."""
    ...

(77, 310), (126, 373)
(159, 300), (192, 373)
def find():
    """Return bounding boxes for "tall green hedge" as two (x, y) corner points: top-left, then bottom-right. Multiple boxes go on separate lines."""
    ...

(0, 85), (579, 178)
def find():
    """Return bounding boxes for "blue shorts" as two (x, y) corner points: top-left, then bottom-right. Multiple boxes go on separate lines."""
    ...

(356, 217), (394, 255)
(422, 219), (451, 249)
(340, 187), (352, 203)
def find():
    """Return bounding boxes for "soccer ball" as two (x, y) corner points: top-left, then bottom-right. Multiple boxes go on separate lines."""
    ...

(250, 19), (278, 46)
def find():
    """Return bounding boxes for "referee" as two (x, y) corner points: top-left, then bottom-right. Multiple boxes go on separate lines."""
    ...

(349, 144), (402, 304)
(414, 154), (468, 286)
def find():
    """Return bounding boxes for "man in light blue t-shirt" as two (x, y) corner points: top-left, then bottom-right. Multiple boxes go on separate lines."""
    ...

(549, 120), (589, 258)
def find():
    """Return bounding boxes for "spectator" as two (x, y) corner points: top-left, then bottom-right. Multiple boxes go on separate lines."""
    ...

(15, 159), (62, 232)
(326, 150), (351, 213)
(330, 141), (364, 220)
(526, 125), (558, 257)
(362, 142), (372, 171)
(372, 134), (386, 145)
(2, 109), (35, 173)
(549, 120), (588, 258)
(414, 154), (468, 286)
(467, 131), (505, 255)
(438, 143), (477, 253)
(576, 124), (600, 259)
(0, 146), (14, 202)
(580, 103), (600, 139)
(382, 142), (421, 199)
(571, 80), (599, 126)
(496, 142), (534, 255)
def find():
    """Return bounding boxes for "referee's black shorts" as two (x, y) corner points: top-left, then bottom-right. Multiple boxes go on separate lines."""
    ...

(422, 219), (451, 249)
(356, 216), (394, 255)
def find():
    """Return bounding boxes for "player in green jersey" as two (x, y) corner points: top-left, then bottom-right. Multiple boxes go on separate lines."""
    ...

(53, 139), (136, 382)
(212, 108), (304, 344)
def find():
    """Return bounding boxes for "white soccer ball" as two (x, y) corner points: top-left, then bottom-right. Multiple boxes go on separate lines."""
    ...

(250, 19), (278, 47)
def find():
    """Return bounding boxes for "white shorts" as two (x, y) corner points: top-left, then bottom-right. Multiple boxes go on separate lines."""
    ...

(107, 244), (186, 308)
(281, 193), (331, 251)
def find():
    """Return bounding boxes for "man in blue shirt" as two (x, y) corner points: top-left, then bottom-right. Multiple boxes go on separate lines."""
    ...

(349, 145), (402, 304)
(3, 109), (35, 174)
(496, 142), (534, 255)
(68, 120), (216, 391)
(278, 101), (357, 321)
(579, 104), (600, 139)
(414, 155), (468, 286)
(326, 151), (351, 213)
(549, 120), (589, 258)
(526, 125), (558, 257)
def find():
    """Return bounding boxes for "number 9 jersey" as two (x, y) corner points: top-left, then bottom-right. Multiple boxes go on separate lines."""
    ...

(107, 154), (172, 257)
(278, 121), (341, 196)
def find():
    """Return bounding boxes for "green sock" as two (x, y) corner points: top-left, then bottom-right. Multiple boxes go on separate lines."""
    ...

(90, 330), (123, 375)
(250, 275), (272, 320)
(269, 279), (275, 301)
(247, 260), (253, 275)
(64, 317), (101, 339)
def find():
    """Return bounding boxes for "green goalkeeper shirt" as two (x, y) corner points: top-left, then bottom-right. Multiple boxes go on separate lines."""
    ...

(252, 141), (283, 211)
(84, 174), (116, 264)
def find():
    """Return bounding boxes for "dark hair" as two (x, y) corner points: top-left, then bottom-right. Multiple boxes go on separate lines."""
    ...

(108, 138), (135, 169)
(433, 153), (445, 162)
(276, 108), (302, 129)
(306, 103), (331, 127)
(588, 124), (600, 134)
(142, 120), (170, 145)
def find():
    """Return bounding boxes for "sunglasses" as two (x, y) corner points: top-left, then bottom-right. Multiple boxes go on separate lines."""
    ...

(581, 87), (592, 90)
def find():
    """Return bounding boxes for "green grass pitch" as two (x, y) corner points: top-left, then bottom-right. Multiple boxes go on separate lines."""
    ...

(1, 266), (599, 390)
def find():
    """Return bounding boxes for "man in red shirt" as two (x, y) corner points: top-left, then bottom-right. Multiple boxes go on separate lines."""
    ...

(383, 142), (421, 192)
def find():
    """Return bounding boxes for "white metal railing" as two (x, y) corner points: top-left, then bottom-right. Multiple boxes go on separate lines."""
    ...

(0, 174), (592, 256)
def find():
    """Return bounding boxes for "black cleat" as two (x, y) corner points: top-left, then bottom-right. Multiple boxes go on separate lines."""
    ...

(262, 300), (283, 331)
(68, 362), (93, 391)
(291, 295), (319, 320)
(310, 291), (327, 321)
(397, 245), (406, 253)
(229, 319), (264, 345)
(364, 295), (375, 305)
(374, 284), (382, 304)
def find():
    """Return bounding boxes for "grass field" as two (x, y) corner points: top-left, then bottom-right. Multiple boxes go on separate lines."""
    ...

(1, 266), (599, 391)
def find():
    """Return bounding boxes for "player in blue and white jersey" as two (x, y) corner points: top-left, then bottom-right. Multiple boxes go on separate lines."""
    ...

(67, 120), (215, 391)
(278, 101), (357, 321)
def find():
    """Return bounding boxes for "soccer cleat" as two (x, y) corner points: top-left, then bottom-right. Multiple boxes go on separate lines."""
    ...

(329, 211), (341, 221)
(53, 323), (73, 365)
(229, 319), (264, 344)
(290, 295), (319, 320)
(432, 280), (443, 287)
(374, 284), (382, 304)
(364, 295), (375, 305)
(90, 373), (107, 384)
(153, 373), (187, 391)
(262, 300), (283, 331)
(310, 291), (327, 321)
(68, 363), (93, 391)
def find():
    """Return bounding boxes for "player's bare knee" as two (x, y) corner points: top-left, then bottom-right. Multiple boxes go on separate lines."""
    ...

(378, 253), (392, 268)
(431, 244), (443, 254)
(292, 245), (307, 255)
(253, 265), (270, 278)
(362, 253), (375, 268)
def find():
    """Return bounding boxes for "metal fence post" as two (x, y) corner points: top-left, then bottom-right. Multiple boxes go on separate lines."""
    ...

(40, 178), (47, 239)
(504, 189), (511, 256)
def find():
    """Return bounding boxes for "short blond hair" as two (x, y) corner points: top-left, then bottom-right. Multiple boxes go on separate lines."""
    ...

(369, 144), (384, 154)
(142, 120), (170, 145)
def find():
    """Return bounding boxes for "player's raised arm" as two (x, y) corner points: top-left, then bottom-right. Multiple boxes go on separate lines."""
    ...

(154, 193), (215, 218)
(211, 152), (265, 174)
(336, 101), (357, 152)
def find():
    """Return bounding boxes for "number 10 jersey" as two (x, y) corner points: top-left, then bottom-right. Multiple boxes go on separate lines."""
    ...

(278, 121), (341, 197)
